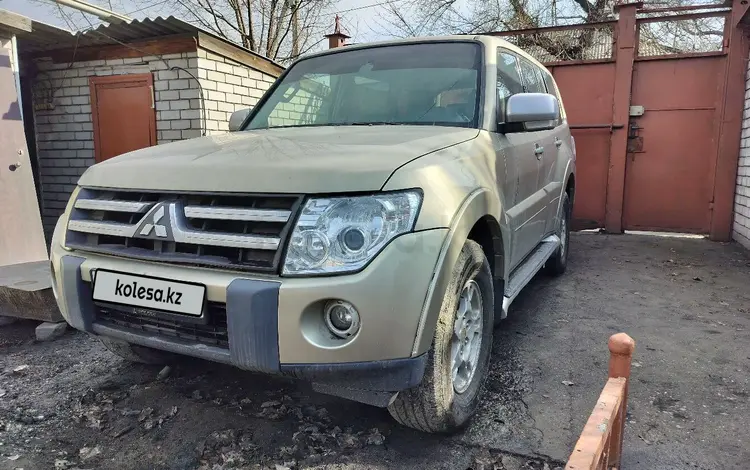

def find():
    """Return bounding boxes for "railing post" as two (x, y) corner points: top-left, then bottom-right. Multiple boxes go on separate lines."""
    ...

(607, 332), (635, 468)
(604, 2), (641, 234)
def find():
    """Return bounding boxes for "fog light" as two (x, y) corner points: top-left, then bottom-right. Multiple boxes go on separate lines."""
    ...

(324, 300), (360, 339)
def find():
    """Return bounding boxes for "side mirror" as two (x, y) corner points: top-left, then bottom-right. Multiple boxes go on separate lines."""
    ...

(228, 108), (251, 132)
(505, 93), (559, 131)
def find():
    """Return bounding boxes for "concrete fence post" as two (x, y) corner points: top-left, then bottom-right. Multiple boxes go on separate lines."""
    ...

(607, 332), (636, 468)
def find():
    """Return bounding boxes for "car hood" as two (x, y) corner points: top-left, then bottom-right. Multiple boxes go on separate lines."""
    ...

(79, 126), (479, 193)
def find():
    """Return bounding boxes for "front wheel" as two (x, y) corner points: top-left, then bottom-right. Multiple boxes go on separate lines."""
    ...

(388, 240), (494, 433)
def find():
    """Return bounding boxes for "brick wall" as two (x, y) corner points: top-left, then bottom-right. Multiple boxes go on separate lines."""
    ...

(196, 49), (276, 134)
(32, 52), (202, 236)
(735, 58), (750, 249)
(31, 48), (279, 240)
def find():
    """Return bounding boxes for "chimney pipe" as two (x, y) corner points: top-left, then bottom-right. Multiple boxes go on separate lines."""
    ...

(324, 15), (350, 49)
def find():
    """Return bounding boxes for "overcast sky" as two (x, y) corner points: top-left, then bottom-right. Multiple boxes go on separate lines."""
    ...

(0, 0), (396, 46)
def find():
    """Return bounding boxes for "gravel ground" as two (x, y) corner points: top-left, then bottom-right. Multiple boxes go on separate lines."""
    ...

(1, 233), (749, 470)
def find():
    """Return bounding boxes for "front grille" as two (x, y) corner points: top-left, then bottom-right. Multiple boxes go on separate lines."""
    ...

(66, 188), (302, 272)
(96, 302), (229, 348)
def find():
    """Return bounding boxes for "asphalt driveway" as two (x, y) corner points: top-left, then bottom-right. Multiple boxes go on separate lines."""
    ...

(1, 232), (749, 469)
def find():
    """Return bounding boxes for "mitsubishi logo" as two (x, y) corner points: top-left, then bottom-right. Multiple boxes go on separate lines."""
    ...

(140, 205), (167, 237)
(135, 203), (175, 241)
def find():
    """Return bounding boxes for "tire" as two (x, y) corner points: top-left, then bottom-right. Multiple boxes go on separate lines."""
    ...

(545, 191), (571, 276)
(99, 337), (176, 365)
(388, 240), (494, 433)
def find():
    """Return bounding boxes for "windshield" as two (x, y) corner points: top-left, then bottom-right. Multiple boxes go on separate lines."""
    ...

(246, 42), (482, 130)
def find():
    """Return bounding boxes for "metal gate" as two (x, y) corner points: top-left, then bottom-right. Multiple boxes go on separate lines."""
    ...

(491, 1), (750, 240)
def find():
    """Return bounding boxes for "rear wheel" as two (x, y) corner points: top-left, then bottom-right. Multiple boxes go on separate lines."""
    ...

(545, 191), (571, 276)
(99, 337), (176, 365)
(388, 240), (494, 433)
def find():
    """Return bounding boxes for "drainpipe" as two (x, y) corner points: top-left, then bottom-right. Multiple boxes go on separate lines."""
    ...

(52, 0), (132, 24)
(10, 35), (22, 121)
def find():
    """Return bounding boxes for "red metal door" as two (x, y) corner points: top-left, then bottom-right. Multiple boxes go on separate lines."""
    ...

(624, 56), (725, 233)
(550, 62), (616, 229)
(90, 74), (156, 162)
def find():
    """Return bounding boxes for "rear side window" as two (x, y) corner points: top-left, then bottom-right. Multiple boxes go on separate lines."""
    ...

(518, 59), (546, 94)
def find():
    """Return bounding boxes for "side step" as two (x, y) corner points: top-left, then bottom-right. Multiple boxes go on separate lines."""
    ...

(501, 234), (560, 319)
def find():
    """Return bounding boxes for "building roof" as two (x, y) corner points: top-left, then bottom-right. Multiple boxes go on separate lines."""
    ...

(1, 10), (282, 75)
(0, 9), (33, 35)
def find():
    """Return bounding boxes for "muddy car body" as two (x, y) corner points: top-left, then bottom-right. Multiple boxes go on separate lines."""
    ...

(50, 35), (575, 432)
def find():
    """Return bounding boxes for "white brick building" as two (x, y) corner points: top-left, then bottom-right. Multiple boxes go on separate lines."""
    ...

(14, 17), (282, 240)
(735, 59), (750, 249)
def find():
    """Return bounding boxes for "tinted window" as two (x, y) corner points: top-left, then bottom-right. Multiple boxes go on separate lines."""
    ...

(247, 42), (482, 130)
(518, 59), (547, 94)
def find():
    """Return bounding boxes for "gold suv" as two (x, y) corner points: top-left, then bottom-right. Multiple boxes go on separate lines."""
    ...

(50, 36), (575, 432)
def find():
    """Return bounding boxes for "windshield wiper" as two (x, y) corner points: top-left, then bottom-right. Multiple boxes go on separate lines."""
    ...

(342, 121), (403, 126)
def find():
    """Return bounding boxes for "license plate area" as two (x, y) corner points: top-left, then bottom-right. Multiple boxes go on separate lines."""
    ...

(92, 270), (207, 323)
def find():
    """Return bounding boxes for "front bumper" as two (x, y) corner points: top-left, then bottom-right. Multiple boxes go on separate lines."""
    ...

(50, 229), (447, 395)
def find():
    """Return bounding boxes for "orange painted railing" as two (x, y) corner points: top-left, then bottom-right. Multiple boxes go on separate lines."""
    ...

(565, 333), (636, 470)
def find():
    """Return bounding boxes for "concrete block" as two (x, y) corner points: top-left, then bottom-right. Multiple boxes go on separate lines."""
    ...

(232, 66), (249, 78)
(207, 90), (226, 102)
(216, 62), (234, 74)
(207, 71), (225, 82)
(158, 70), (179, 80)
(181, 109), (200, 119)
(225, 74), (242, 85)
(158, 90), (179, 100)
(169, 79), (190, 90)
(35, 321), (68, 341)
(216, 82), (233, 93)
(182, 129), (202, 139)
(171, 119), (190, 130)
(179, 89), (200, 100)
(170, 100), (190, 110)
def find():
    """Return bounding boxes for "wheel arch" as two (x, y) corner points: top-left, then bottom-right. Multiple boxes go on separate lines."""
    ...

(411, 188), (509, 356)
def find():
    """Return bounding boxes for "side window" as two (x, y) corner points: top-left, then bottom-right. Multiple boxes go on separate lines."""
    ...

(496, 50), (524, 124)
(496, 50), (523, 100)
(518, 59), (546, 94)
(543, 73), (566, 121)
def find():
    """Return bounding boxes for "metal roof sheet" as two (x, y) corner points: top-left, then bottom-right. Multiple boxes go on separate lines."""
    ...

(9, 11), (280, 69)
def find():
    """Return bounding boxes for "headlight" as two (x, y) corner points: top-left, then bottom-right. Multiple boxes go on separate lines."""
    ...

(282, 191), (422, 275)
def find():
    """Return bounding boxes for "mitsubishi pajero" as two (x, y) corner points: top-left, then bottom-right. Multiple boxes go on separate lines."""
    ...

(50, 36), (576, 432)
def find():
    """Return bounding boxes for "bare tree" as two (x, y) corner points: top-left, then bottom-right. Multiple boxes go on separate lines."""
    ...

(157, 0), (336, 62)
(377, 0), (613, 38)
(31, 0), (339, 63)
(378, 0), (725, 61)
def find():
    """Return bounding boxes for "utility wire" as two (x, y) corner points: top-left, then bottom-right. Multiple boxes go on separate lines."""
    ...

(77, 12), (209, 136)
(337, 0), (407, 15)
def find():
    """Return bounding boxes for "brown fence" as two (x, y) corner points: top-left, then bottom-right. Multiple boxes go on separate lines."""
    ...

(565, 333), (635, 470)
(487, 1), (750, 240)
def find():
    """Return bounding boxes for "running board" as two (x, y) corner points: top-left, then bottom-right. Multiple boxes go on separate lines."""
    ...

(501, 234), (561, 319)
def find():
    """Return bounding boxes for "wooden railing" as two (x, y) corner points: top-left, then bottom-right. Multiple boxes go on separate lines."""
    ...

(565, 333), (636, 470)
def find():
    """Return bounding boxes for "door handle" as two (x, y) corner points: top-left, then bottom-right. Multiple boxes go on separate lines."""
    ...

(9, 162), (21, 171)
(534, 144), (544, 159)
(554, 138), (563, 148)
